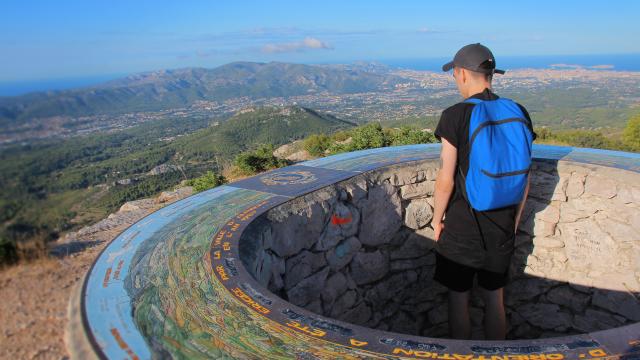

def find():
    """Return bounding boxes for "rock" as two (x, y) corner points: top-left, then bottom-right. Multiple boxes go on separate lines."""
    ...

(146, 163), (183, 176)
(423, 322), (449, 338)
(520, 200), (557, 236)
(545, 286), (590, 313)
(269, 199), (332, 257)
(390, 255), (434, 272)
(326, 236), (362, 271)
(617, 185), (640, 204)
(156, 187), (193, 203)
(286, 150), (312, 162)
(533, 220), (556, 237)
(339, 302), (372, 325)
(305, 299), (323, 314)
(585, 176), (618, 199)
(413, 170), (427, 183)
(380, 299), (401, 318)
(535, 203), (560, 224)
(551, 177), (569, 202)
(350, 250), (389, 285)
(316, 202), (360, 250)
(559, 220), (618, 272)
(358, 183), (403, 246)
(532, 236), (565, 249)
(595, 217), (636, 241)
(413, 226), (437, 244)
(559, 201), (591, 223)
(573, 309), (626, 333)
(389, 227), (411, 247)
(389, 233), (434, 260)
(505, 278), (553, 306)
(365, 271), (418, 307)
(424, 166), (438, 181)
(592, 290), (640, 321)
(286, 267), (330, 306)
(389, 167), (421, 186)
(343, 178), (368, 203)
(566, 172), (586, 199)
(273, 141), (301, 158)
(529, 171), (560, 201)
(590, 272), (640, 293)
(400, 181), (435, 200)
(517, 303), (572, 331)
(321, 272), (349, 307)
(254, 250), (272, 286)
(389, 310), (421, 335)
(119, 199), (155, 212)
(404, 199), (433, 230)
(330, 290), (358, 318)
(427, 303), (448, 325)
(284, 250), (326, 289)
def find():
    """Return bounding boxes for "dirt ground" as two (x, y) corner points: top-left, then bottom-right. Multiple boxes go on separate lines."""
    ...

(0, 190), (189, 360)
(0, 244), (107, 360)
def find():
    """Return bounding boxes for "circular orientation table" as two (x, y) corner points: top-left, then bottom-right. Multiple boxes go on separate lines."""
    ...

(69, 144), (640, 360)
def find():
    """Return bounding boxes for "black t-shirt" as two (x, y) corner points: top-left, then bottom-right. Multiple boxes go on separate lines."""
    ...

(433, 88), (535, 272)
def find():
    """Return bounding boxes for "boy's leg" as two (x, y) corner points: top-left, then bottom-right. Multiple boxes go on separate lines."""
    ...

(448, 289), (471, 339)
(434, 252), (476, 339)
(480, 286), (506, 340)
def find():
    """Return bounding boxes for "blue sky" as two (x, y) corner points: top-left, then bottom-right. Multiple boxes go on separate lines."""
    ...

(1, 0), (639, 83)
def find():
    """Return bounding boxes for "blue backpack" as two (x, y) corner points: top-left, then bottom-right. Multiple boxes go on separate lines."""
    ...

(461, 98), (534, 211)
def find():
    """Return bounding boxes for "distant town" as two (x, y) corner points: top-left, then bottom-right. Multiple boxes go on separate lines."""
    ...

(1, 66), (639, 145)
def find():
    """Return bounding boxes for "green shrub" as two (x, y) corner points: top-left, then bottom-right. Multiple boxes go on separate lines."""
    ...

(303, 134), (332, 156)
(350, 122), (387, 150)
(388, 126), (436, 146)
(623, 113), (640, 152)
(186, 171), (227, 193)
(234, 144), (289, 175)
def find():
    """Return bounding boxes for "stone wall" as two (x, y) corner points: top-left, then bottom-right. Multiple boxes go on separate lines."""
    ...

(239, 159), (640, 340)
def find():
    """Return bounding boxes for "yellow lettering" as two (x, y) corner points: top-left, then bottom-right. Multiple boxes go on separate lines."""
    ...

(588, 349), (606, 357)
(349, 339), (368, 347)
(453, 354), (474, 360)
(215, 265), (229, 280)
(393, 348), (416, 356)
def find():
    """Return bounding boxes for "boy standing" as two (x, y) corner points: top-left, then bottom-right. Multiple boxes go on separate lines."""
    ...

(431, 43), (535, 340)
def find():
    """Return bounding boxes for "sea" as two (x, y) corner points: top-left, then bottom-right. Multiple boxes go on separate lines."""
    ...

(1, 54), (638, 97)
(381, 53), (640, 72)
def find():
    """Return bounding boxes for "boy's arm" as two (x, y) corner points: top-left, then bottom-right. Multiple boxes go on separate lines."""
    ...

(514, 175), (530, 233)
(432, 138), (457, 241)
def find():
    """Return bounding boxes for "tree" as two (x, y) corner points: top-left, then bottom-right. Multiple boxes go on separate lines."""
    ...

(622, 113), (640, 152)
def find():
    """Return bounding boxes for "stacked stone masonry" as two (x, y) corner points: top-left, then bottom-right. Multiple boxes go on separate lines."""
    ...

(239, 159), (640, 340)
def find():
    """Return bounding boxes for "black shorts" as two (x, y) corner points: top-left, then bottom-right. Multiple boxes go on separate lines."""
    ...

(433, 252), (509, 292)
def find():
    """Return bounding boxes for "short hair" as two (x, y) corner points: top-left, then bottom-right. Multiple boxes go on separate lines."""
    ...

(467, 68), (493, 83)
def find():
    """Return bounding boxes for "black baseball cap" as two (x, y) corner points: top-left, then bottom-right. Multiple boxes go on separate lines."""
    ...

(442, 43), (505, 75)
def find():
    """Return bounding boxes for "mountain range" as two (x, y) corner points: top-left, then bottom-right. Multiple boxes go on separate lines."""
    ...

(0, 61), (402, 125)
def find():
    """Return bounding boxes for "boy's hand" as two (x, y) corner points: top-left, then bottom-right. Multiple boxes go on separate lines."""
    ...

(433, 221), (444, 241)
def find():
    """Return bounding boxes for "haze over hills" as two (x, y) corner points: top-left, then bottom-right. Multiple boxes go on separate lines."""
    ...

(2, 60), (640, 147)
(0, 61), (402, 125)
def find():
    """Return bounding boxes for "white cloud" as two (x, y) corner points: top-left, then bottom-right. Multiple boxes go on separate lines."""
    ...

(262, 37), (333, 53)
